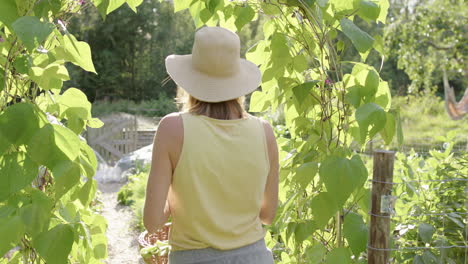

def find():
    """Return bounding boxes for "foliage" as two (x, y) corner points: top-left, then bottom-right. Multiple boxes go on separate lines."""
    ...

(65, 0), (265, 103)
(384, 0), (467, 95)
(65, 0), (195, 102)
(390, 132), (467, 263)
(91, 93), (178, 117)
(174, 0), (399, 262)
(0, 0), (144, 263)
(117, 164), (150, 231)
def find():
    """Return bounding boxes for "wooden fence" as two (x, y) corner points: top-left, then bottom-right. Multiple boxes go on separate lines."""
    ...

(86, 113), (157, 163)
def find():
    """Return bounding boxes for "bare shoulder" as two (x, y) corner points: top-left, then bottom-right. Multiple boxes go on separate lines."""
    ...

(158, 112), (183, 131)
(156, 112), (183, 142)
(259, 118), (275, 145)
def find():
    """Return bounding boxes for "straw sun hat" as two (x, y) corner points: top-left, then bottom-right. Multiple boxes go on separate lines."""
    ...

(165, 26), (262, 103)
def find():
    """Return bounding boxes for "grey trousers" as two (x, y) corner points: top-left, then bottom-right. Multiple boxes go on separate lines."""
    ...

(168, 239), (275, 264)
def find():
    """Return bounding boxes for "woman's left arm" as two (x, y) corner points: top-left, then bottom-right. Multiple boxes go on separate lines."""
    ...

(143, 114), (178, 233)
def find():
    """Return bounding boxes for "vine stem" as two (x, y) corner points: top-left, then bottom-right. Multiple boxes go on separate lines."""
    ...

(2, 38), (18, 107)
(336, 210), (343, 247)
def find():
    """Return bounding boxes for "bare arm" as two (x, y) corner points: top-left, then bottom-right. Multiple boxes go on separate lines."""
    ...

(259, 120), (279, 225)
(143, 114), (179, 233)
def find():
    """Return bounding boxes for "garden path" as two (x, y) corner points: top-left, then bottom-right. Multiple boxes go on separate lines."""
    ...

(99, 182), (145, 264)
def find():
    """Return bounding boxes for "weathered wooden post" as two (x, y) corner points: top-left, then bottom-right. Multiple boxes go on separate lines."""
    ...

(368, 150), (396, 264)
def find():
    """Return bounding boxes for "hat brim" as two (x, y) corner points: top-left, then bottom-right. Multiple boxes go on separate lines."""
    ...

(165, 55), (261, 103)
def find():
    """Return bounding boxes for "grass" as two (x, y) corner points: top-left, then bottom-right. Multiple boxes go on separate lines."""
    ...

(392, 95), (467, 152)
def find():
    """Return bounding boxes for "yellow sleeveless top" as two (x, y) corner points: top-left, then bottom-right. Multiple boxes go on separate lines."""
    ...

(167, 112), (270, 251)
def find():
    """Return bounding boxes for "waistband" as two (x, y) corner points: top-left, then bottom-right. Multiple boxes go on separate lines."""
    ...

(169, 239), (268, 263)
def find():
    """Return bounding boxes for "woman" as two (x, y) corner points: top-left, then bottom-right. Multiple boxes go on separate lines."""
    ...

(143, 26), (279, 264)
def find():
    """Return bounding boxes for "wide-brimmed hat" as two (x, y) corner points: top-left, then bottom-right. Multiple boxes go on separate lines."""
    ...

(165, 27), (262, 103)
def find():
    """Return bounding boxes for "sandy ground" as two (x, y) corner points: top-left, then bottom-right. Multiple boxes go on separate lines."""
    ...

(98, 182), (145, 264)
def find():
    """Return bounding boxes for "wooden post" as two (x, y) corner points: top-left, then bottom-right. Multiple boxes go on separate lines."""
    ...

(368, 150), (395, 264)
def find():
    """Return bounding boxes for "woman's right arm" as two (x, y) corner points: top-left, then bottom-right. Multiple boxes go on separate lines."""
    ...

(259, 120), (279, 225)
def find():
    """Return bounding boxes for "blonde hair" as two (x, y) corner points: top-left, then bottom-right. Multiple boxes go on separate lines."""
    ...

(176, 87), (246, 120)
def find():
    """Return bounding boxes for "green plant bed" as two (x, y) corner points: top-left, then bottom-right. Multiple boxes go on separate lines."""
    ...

(117, 164), (151, 231)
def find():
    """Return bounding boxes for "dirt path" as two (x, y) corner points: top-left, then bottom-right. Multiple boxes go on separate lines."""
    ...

(98, 182), (145, 264)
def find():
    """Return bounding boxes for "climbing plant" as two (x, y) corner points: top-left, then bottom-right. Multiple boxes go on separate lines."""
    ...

(0, 0), (143, 263)
(174, 0), (399, 262)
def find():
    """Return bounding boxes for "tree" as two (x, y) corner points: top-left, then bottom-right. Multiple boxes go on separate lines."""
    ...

(385, 0), (467, 96)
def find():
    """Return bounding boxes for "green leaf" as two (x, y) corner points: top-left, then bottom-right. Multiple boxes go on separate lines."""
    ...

(373, 34), (384, 54)
(292, 81), (320, 105)
(87, 118), (104, 128)
(29, 63), (69, 91)
(422, 251), (438, 264)
(126, 0), (144, 12)
(418, 223), (435, 243)
(377, 0), (389, 23)
(92, 233), (108, 258)
(28, 124), (81, 169)
(20, 189), (53, 238)
(343, 212), (368, 256)
(234, 5), (255, 32)
(0, 152), (39, 202)
(246, 41), (269, 65)
(380, 111), (395, 145)
(174, 0), (192, 12)
(325, 247), (351, 264)
(206, 0), (221, 14)
(364, 69), (379, 97)
(311, 192), (339, 228)
(352, 64), (380, 100)
(340, 18), (374, 53)
(94, 0), (126, 17)
(294, 220), (316, 244)
(330, 0), (354, 12)
(374, 81), (391, 110)
(33, 224), (74, 264)
(67, 115), (86, 135)
(13, 54), (32, 74)
(294, 162), (318, 189)
(34, 0), (62, 17)
(345, 85), (362, 108)
(305, 244), (327, 262)
(58, 88), (92, 120)
(357, 1), (380, 21)
(77, 179), (97, 207)
(270, 33), (290, 67)
(249, 91), (271, 112)
(188, 1), (205, 28)
(0, 0), (19, 28)
(0, 103), (42, 146)
(292, 54), (308, 72)
(12, 16), (54, 52)
(0, 214), (24, 257)
(79, 141), (98, 178)
(52, 161), (81, 199)
(319, 155), (368, 207)
(55, 34), (96, 73)
(355, 103), (386, 143)
(261, 2), (281, 15)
